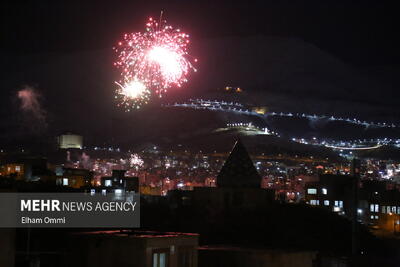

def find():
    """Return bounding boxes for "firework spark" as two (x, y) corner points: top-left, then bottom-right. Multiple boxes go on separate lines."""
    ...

(114, 14), (197, 109)
(129, 153), (144, 169)
(115, 79), (151, 111)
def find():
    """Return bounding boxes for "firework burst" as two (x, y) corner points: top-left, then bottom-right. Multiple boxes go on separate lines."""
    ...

(115, 79), (151, 111)
(114, 14), (197, 109)
(129, 153), (144, 169)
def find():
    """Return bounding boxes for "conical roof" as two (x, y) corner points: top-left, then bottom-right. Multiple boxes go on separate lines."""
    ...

(217, 139), (261, 188)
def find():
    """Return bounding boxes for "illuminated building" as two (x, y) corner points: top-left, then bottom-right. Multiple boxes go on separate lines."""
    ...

(58, 133), (83, 149)
(305, 175), (400, 236)
(53, 167), (93, 188)
(305, 174), (355, 216)
(0, 157), (48, 181)
(251, 106), (268, 115)
(0, 163), (24, 179)
(364, 181), (400, 235)
(100, 170), (139, 193)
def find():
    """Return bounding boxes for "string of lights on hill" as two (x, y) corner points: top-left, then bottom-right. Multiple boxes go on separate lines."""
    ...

(166, 99), (399, 129)
(164, 99), (400, 152)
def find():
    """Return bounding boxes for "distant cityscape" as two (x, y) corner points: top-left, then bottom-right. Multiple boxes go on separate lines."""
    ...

(2, 132), (400, 231)
(2, 131), (400, 266)
(2, 2), (400, 266)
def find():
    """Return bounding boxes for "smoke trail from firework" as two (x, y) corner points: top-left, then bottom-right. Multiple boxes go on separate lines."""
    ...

(113, 15), (197, 110)
(81, 152), (91, 169)
(17, 86), (47, 128)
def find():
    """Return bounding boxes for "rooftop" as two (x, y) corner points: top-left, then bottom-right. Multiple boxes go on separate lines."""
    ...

(75, 230), (199, 239)
(217, 139), (261, 188)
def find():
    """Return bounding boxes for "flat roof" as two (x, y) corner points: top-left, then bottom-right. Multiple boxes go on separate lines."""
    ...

(75, 230), (198, 239)
(199, 245), (317, 254)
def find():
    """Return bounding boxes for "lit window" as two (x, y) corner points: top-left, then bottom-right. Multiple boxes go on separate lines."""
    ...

(153, 250), (169, 267)
(370, 215), (380, 220)
(307, 188), (317, 195)
(322, 188), (327, 195)
(397, 207), (400, 214)
(387, 206), (391, 214)
(63, 178), (68, 186)
(324, 200), (329, 206)
(370, 204), (379, 212)
(392, 206), (396, 213)
(310, 200), (319, 206)
(115, 189), (123, 194)
(105, 180), (112, 187)
(15, 166), (21, 172)
(102, 189), (106, 195)
(333, 207), (340, 212)
(90, 189), (96, 196)
(382, 206), (386, 213)
(334, 200), (343, 208)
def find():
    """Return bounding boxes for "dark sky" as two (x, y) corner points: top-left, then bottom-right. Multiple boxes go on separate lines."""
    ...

(1, 0), (400, 149)
(2, 0), (400, 66)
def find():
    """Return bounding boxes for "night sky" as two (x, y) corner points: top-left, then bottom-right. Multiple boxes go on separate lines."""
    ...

(2, 1), (399, 65)
(1, 1), (399, 147)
